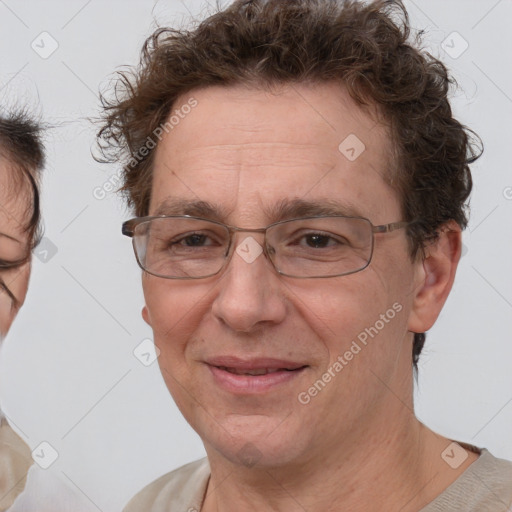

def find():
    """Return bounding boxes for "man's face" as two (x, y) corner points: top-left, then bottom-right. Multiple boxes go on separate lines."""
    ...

(141, 82), (424, 467)
(0, 162), (32, 338)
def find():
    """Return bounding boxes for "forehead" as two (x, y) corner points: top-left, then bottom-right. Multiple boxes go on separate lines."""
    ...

(150, 81), (399, 224)
(0, 158), (32, 255)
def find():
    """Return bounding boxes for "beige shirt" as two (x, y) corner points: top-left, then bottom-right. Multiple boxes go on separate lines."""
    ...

(124, 447), (512, 512)
(0, 420), (31, 511)
(0, 419), (97, 512)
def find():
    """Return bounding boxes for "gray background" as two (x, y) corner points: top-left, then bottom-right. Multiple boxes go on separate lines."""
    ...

(0, 0), (511, 510)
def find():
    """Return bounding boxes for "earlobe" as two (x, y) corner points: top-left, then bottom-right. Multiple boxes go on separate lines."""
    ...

(142, 305), (151, 326)
(407, 222), (462, 334)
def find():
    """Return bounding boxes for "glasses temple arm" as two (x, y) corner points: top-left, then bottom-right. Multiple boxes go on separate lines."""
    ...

(372, 221), (411, 234)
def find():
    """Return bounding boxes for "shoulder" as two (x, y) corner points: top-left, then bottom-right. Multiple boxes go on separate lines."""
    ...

(124, 458), (210, 512)
(476, 449), (512, 498)
(9, 464), (100, 512)
(0, 422), (31, 461)
(424, 448), (512, 511)
(0, 422), (32, 509)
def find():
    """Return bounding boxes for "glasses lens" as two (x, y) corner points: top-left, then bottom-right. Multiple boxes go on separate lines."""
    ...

(133, 218), (229, 278)
(267, 217), (372, 277)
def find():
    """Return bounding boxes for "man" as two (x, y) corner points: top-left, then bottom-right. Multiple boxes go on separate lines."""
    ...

(97, 0), (512, 510)
(0, 108), (44, 510)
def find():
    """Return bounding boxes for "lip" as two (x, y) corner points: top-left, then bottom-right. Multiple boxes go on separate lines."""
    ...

(205, 356), (309, 394)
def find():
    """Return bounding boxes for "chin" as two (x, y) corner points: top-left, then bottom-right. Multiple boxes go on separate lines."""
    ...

(202, 414), (311, 469)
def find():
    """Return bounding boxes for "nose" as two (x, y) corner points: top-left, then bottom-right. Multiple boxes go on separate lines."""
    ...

(210, 234), (287, 333)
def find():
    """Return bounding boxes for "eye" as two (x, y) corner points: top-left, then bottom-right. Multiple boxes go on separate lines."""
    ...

(289, 230), (347, 250)
(302, 233), (341, 249)
(170, 231), (219, 248)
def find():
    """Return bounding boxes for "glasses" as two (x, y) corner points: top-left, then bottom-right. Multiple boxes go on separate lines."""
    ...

(122, 215), (410, 279)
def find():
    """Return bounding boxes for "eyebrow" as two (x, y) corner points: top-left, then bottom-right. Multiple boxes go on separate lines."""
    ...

(152, 197), (365, 224)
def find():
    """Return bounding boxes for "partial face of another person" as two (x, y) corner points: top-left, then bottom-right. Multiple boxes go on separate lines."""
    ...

(140, 82), (446, 468)
(0, 160), (32, 339)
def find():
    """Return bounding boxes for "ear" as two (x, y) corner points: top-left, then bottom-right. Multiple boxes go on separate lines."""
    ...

(408, 221), (462, 334)
(142, 305), (151, 326)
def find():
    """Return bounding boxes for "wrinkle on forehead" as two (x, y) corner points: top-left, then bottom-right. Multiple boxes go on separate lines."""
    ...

(164, 142), (339, 174)
(151, 82), (399, 225)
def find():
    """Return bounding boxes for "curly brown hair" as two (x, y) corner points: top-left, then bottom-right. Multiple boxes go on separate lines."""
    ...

(96, 0), (482, 368)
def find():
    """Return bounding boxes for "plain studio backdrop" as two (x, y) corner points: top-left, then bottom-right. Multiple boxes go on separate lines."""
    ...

(0, 0), (511, 510)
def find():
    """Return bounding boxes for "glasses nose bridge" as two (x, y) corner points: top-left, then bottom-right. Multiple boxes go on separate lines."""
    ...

(229, 225), (268, 243)
(224, 225), (272, 270)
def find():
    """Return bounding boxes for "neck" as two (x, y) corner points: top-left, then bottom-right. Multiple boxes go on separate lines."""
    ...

(202, 395), (477, 512)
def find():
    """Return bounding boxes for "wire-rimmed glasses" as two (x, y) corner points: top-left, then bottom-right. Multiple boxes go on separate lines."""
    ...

(122, 215), (410, 279)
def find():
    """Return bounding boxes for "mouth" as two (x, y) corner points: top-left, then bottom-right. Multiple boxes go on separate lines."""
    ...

(216, 366), (306, 376)
(205, 357), (309, 393)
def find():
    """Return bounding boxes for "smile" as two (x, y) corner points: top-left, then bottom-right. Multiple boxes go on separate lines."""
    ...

(206, 359), (308, 393)
(218, 366), (305, 376)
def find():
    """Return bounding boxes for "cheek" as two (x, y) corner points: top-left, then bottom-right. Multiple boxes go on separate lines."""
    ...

(291, 276), (409, 423)
(141, 277), (220, 419)
(292, 260), (411, 379)
(142, 276), (212, 360)
(291, 276), (385, 346)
